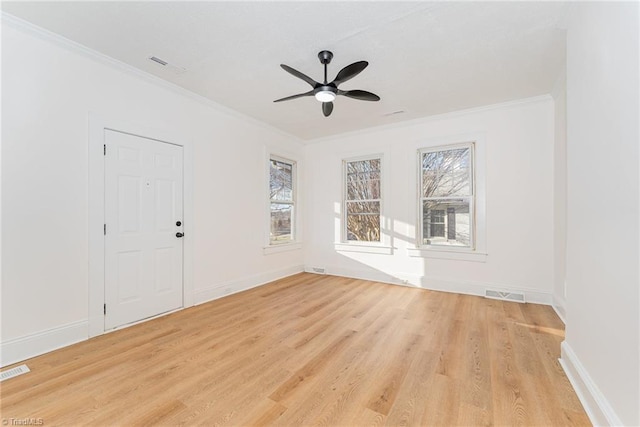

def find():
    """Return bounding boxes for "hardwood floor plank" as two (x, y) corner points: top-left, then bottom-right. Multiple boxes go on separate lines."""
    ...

(460, 296), (493, 416)
(366, 332), (422, 416)
(383, 350), (439, 427)
(269, 329), (358, 403)
(419, 373), (460, 426)
(0, 273), (590, 426)
(238, 399), (288, 426)
(288, 308), (407, 425)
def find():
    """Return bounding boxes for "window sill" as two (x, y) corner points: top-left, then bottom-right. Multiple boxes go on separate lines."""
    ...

(263, 242), (302, 255)
(334, 243), (394, 255)
(407, 247), (487, 262)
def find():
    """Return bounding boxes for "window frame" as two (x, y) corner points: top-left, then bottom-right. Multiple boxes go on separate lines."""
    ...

(418, 142), (475, 250)
(267, 154), (297, 247)
(408, 134), (487, 262)
(341, 154), (385, 246)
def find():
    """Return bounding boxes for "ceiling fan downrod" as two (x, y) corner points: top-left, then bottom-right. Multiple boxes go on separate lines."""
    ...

(318, 50), (333, 84)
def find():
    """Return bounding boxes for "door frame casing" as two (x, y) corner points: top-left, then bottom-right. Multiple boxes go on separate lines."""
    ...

(88, 112), (194, 337)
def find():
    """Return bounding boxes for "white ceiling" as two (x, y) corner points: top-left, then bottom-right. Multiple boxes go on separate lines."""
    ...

(2, 1), (568, 141)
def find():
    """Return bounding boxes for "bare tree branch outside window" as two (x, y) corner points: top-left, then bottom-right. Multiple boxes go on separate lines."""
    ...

(270, 158), (294, 244)
(420, 145), (473, 247)
(344, 158), (381, 241)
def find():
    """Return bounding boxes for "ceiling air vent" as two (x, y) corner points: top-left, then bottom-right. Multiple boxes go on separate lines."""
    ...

(382, 110), (406, 117)
(149, 56), (168, 66)
(147, 56), (187, 75)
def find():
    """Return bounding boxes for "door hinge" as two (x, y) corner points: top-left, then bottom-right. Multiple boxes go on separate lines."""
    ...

(104, 304), (106, 315)
(104, 144), (106, 156)
(104, 224), (106, 235)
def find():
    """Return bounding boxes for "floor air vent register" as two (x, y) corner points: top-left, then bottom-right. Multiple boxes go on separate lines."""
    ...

(485, 289), (526, 303)
(0, 364), (30, 382)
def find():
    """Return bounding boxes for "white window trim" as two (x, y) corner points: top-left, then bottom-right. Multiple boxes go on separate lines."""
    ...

(418, 141), (475, 248)
(264, 152), (301, 255)
(334, 242), (393, 255)
(336, 153), (392, 254)
(408, 133), (487, 262)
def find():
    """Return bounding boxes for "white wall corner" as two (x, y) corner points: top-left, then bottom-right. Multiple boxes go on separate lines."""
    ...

(0, 320), (88, 367)
(559, 341), (623, 427)
(552, 295), (567, 324)
(310, 264), (404, 285)
(551, 63), (567, 101)
(193, 264), (304, 305)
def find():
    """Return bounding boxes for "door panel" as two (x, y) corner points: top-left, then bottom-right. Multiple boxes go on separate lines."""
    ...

(118, 175), (142, 233)
(155, 179), (175, 231)
(117, 251), (142, 302)
(105, 129), (183, 330)
(154, 247), (175, 293)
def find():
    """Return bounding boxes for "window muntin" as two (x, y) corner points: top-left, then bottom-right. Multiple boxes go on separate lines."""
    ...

(269, 157), (295, 245)
(344, 157), (381, 242)
(419, 144), (474, 248)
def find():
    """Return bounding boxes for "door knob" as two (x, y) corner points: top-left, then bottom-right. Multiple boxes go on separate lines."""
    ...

(176, 232), (184, 238)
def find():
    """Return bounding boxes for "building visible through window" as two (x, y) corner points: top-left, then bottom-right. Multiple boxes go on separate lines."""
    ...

(420, 144), (473, 248)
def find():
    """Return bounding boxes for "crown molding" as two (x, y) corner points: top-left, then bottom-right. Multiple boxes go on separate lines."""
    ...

(306, 94), (554, 145)
(1, 11), (302, 144)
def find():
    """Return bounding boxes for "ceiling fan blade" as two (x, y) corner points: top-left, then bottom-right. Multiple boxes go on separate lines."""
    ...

(338, 89), (380, 101)
(332, 61), (368, 86)
(280, 64), (319, 88)
(322, 102), (334, 117)
(273, 90), (314, 102)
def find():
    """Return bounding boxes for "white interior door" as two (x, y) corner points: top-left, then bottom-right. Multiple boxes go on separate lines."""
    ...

(104, 129), (184, 330)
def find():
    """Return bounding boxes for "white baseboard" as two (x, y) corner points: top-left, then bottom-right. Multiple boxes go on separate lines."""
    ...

(307, 264), (400, 284)
(422, 276), (551, 305)
(1, 320), (88, 367)
(193, 264), (304, 305)
(552, 295), (567, 324)
(0, 265), (304, 366)
(306, 264), (552, 305)
(559, 341), (622, 426)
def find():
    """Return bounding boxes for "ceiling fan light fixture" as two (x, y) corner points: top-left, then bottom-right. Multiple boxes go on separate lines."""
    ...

(315, 90), (336, 102)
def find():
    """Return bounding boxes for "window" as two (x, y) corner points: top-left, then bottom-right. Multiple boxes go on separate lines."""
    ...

(343, 157), (381, 242)
(269, 156), (296, 245)
(430, 209), (445, 237)
(419, 143), (474, 248)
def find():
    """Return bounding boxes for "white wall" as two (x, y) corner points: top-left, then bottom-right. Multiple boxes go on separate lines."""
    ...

(1, 18), (304, 364)
(4, 11), (639, 425)
(563, 2), (639, 425)
(551, 67), (567, 321)
(304, 97), (555, 301)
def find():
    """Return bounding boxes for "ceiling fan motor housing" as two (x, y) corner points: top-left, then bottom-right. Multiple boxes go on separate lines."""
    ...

(314, 84), (337, 93)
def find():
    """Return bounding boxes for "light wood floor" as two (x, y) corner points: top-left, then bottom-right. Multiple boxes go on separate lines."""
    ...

(1, 273), (590, 426)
